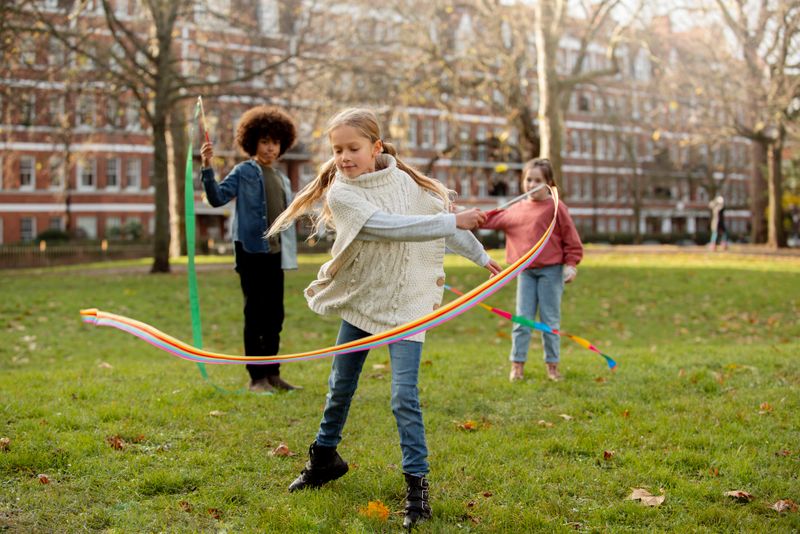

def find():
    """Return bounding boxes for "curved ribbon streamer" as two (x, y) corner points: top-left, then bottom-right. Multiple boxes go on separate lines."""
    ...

(444, 285), (617, 370)
(81, 189), (560, 363)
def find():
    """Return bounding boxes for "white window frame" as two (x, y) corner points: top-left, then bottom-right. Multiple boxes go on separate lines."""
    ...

(407, 117), (418, 147)
(421, 119), (433, 148)
(48, 155), (64, 190)
(77, 158), (97, 191)
(76, 216), (98, 240)
(19, 156), (36, 191)
(437, 119), (448, 149)
(125, 158), (141, 190)
(76, 95), (96, 129)
(20, 217), (37, 242)
(106, 157), (120, 190)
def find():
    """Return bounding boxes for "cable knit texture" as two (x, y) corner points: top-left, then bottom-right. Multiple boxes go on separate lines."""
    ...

(305, 155), (446, 342)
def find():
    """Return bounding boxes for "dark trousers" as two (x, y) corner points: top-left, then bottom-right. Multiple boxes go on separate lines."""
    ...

(235, 242), (284, 380)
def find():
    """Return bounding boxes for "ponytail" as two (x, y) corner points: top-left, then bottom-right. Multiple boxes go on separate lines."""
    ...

(382, 141), (452, 210)
(267, 158), (337, 240)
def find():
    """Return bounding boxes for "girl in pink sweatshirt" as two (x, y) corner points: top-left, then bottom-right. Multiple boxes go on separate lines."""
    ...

(482, 158), (583, 381)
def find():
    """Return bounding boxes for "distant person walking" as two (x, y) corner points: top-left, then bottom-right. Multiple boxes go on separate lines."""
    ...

(708, 195), (728, 251)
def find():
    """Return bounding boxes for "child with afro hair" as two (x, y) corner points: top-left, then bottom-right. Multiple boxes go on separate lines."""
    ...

(200, 105), (300, 393)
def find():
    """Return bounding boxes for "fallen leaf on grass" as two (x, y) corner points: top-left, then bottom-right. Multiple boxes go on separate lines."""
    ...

(774, 450), (792, 457)
(178, 501), (192, 512)
(106, 435), (126, 450)
(98, 362), (113, 369)
(537, 420), (554, 428)
(358, 500), (389, 521)
(208, 410), (226, 417)
(37, 474), (50, 484)
(771, 499), (798, 513)
(627, 488), (665, 507)
(372, 363), (387, 370)
(269, 443), (295, 457)
(456, 420), (477, 431)
(708, 467), (719, 477)
(207, 508), (222, 520)
(594, 376), (607, 383)
(603, 450), (615, 460)
(678, 369), (686, 377)
(621, 410), (630, 418)
(724, 490), (753, 503)
(758, 402), (772, 414)
(558, 414), (573, 421)
(482, 491), (493, 498)
(0, 437), (10, 451)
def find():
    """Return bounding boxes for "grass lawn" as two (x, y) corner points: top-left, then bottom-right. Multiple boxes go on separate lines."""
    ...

(1, 249), (799, 532)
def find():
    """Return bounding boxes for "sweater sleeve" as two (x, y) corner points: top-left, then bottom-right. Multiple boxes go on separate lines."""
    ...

(327, 183), (381, 257)
(558, 203), (584, 267)
(357, 211), (457, 242)
(446, 229), (491, 266)
(480, 208), (511, 230)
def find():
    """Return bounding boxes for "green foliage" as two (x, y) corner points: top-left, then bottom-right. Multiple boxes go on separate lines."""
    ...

(0, 251), (799, 531)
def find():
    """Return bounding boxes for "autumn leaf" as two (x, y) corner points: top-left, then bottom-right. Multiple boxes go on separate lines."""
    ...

(0, 437), (10, 451)
(724, 490), (753, 503)
(558, 414), (573, 421)
(37, 474), (50, 484)
(269, 443), (295, 457)
(621, 410), (630, 418)
(372, 363), (387, 370)
(708, 467), (719, 477)
(627, 488), (665, 507)
(537, 420), (554, 428)
(594, 376), (608, 383)
(771, 499), (798, 513)
(106, 435), (126, 450)
(207, 508), (222, 520)
(603, 450), (615, 461)
(208, 410), (226, 417)
(456, 420), (477, 431)
(774, 450), (792, 457)
(758, 402), (772, 414)
(98, 362), (113, 369)
(483, 491), (493, 498)
(178, 500), (192, 512)
(358, 500), (389, 521)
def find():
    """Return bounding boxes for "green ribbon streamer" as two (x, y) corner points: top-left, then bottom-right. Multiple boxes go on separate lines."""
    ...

(185, 101), (206, 375)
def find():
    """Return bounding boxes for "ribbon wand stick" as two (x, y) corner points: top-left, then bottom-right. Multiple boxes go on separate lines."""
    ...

(198, 96), (211, 143)
(495, 183), (547, 210)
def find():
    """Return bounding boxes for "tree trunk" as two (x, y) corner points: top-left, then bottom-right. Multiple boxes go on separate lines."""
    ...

(534, 0), (564, 185)
(151, 113), (171, 273)
(168, 104), (188, 257)
(766, 138), (785, 248)
(750, 142), (768, 243)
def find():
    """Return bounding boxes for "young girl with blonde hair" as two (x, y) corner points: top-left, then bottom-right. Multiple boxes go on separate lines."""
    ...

(269, 108), (500, 528)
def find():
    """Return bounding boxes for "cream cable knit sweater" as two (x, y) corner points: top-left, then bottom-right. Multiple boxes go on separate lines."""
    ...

(306, 155), (463, 342)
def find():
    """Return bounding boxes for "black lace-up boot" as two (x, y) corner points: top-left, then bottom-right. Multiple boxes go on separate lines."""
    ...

(288, 441), (348, 492)
(402, 473), (432, 529)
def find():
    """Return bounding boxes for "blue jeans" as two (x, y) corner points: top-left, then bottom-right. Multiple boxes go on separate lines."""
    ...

(315, 321), (429, 476)
(510, 264), (563, 364)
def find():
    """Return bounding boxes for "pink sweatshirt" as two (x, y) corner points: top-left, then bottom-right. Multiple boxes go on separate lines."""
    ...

(482, 197), (583, 268)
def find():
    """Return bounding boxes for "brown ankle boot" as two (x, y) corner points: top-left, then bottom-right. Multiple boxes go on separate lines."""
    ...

(267, 374), (301, 391)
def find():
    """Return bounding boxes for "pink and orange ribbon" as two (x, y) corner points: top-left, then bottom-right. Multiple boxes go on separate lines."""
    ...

(81, 189), (561, 364)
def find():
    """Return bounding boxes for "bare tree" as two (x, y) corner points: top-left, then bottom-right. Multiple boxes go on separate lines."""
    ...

(21, 0), (330, 271)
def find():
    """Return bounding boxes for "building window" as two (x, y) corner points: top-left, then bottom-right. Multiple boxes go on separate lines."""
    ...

(48, 94), (65, 127)
(76, 216), (98, 239)
(49, 216), (63, 230)
(407, 117), (418, 147)
(0, 156), (4, 190)
(22, 94), (36, 126)
(106, 158), (120, 189)
(78, 158), (97, 190)
(476, 126), (487, 161)
(126, 158), (141, 190)
(437, 119), (448, 149)
(460, 177), (471, 198)
(106, 98), (122, 129)
(76, 95), (96, 128)
(21, 217), (36, 242)
(20, 156), (36, 191)
(106, 216), (122, 238)
(48, 155), (64, 189)
(126, 102), (141, 131)
(421, 119), (434, 148)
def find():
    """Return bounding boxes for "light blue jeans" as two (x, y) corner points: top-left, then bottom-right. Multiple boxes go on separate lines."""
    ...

(315, 320), (429, 476)
(510, 264), (563, 364)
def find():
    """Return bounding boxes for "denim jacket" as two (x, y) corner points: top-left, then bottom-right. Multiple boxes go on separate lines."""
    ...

(200, 159), (298, 270)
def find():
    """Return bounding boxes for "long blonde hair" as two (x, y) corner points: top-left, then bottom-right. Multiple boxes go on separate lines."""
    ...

(268, 108), (452, 239)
